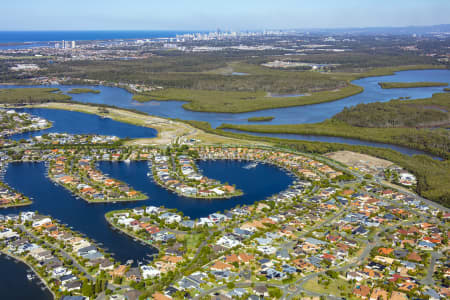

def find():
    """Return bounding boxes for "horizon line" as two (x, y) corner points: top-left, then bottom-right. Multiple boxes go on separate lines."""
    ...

(0, 23), (449, 32)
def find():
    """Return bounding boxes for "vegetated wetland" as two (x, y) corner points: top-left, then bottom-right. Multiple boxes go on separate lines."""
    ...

(247, 116), (275, 122)
(1, 69), (449, 127)
(67, 88), (100, 94)
(186, 120), (450, 207)
(220, 92), (450, 159)
(378, 81), (448, 89)
(0, 69), (449, 206)
(0, 88), (71, 104)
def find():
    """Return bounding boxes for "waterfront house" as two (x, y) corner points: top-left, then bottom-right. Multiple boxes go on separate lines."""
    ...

(141, 265), (160, 279)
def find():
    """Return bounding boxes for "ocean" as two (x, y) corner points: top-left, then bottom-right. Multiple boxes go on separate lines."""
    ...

(0, 30), (195, 44)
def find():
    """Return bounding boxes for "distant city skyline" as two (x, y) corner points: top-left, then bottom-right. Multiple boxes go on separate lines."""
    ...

(2, 0), (450, 31)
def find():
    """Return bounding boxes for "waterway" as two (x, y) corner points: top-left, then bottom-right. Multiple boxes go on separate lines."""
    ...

(0, 69), (448, 298)
(1, 70), (449, 129)
(222, 128), (443, 160)
(10, 108), (157, 140)
(0, 253), (53, 300)
(1, 69), (449, 158)
(1, 160), (293, 262)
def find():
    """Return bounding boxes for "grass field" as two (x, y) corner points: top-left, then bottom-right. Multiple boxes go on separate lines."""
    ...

(379, 81), (448, 89)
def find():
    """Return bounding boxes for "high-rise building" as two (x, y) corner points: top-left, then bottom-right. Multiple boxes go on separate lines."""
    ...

(71, 41), (76, 48)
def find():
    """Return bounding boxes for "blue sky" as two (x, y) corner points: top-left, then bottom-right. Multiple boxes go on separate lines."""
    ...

(2, 0), (449, 30)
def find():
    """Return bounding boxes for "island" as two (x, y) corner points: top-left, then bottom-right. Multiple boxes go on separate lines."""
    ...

(378, 81), (448, 89)
(67, 88), (101, 94)
(247, 116), (275, 122)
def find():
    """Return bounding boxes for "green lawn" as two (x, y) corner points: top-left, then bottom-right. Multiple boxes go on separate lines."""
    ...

(303, 277), (354, 298)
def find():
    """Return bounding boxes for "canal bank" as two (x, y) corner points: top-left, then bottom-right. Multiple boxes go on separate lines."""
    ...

(0, 252), (53, 300)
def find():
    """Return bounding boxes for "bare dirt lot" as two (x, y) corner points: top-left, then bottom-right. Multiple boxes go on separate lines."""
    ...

(325, 150), (394, 175)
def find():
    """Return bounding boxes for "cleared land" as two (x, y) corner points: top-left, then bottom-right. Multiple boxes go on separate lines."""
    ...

(325, 151), (394, 175)
(379, 81), (448, 89)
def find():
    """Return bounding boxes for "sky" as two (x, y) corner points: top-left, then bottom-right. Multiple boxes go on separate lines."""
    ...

(1, 0), (449, 31)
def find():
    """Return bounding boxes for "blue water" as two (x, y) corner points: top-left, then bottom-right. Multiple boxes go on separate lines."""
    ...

(99, 160), (294, 217)
(0, 254), (53, 300)
(0, 160), (292, 298)
(1, 69), (449, 158)
(2, 160), (292, 263)
(0, 30), (193, 44)
(222, 129), (443, 160)
(63, 69), (450, 128)
(2, 70), (448, 129)
(10, 108), (157, 140)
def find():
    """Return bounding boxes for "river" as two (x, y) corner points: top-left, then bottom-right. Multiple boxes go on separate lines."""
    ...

(1, 69), (449, 158)
(0, 69), (448, 299)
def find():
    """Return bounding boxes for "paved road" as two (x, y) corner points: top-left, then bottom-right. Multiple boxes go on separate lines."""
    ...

(17, 225), (94, 281)
(422, 250), (443, 286)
